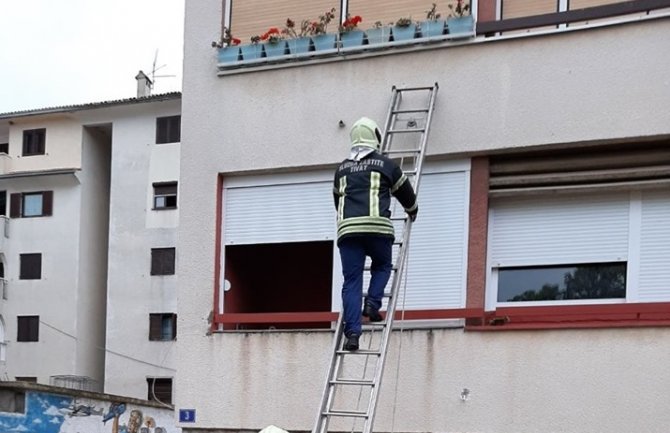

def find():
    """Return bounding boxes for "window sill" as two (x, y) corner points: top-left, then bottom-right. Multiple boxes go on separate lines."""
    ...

(152, 207), (178, 211)
(467, 302), (670, 331)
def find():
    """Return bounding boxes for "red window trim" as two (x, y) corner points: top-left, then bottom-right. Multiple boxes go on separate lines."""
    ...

(467, 302), (670, 331)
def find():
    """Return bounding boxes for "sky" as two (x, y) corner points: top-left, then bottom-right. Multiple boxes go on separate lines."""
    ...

(0, 0), (185, 113)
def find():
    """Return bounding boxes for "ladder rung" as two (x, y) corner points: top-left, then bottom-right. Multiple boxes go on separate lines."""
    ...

(387, 128), (426, 134)
(391, 108), (429, 114)
(364, 264), (397, 272)
(385, 149), (421, 155)
(393, 239), (403, 245)
(362, 322), (387, 330)
(330, 378), (376, 386)
(323, 409), (368, 418)
(396, 86), (435, 92)
(336, 349), (381, 356)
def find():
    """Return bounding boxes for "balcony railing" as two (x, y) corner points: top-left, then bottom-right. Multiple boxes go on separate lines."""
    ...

(0, 153), (10, 176)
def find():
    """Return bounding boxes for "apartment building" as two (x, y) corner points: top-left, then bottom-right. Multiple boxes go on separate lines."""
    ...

(177, 0), (670, 432)
(0, 85), (181, 404)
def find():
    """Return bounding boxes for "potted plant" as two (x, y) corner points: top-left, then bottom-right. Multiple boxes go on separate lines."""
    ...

(261, 27), (288, 57)
(447, 0), (474, 36)
(339, 14), (364, 48)
(392, 16), (417, 42)
(310, 8), (337, 51)
(240, 35), (264, 60)
(212, 27), (242, 63)
(419, 3), (446, 38)
(365, 21), (391, 45)
(283, 18), (313, 54)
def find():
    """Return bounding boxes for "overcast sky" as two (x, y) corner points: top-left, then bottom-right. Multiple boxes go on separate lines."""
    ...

(0, 0), (184, 113)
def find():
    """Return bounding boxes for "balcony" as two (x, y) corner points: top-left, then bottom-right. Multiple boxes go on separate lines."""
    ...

(0, 153), (10, 175)
(0, 217), (8, 250)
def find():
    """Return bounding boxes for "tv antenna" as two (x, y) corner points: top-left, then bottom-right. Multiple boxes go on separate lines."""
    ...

(149, 49), (177, 90)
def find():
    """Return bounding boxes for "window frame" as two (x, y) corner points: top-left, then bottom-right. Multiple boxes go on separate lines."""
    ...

(19, 253), (42, 280)
(146, 377), (173, 404)
(149, 313), (177, 341)
(16, 316), (39, 342)
(22, 128), (46, 156)
(150, 247), (176, 276)
(152, 182), (178, 210)
(155, 115), (181, 144)
(10, 191), (53, 218)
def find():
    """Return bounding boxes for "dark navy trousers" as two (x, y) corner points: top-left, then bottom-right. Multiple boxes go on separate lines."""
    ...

(338, 235), (393, 337)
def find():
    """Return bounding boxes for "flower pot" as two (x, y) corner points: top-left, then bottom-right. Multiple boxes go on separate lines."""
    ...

(392, 24), (417, 42)
(287, 37), (313, 54)
(365, 27), (392, 45)
(312, 33), (337, 51)
(447, 15), (474, 36)
(340, 30), (365, 48)
(264, 40), (288, 57)
(218, 46), (240, 63)
(419, 20), (446, 38)
(240, 43), (264, 60)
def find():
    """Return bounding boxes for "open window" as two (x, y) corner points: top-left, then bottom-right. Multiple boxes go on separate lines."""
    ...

(224, 241), (333, 329)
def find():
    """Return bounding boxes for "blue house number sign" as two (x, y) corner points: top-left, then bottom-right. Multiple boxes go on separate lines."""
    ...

(179, 409), (196, 422)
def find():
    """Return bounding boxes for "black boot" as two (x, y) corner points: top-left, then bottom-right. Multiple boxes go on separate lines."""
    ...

(344, 334), (359, 351)
(363, 303), (383, 322)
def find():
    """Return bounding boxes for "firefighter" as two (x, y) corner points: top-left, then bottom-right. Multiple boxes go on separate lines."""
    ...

(333, 117), (418, 350)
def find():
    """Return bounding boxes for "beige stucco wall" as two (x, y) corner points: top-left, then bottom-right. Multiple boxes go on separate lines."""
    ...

(179, 0), (670, 431)
(8, 115), (82, 172)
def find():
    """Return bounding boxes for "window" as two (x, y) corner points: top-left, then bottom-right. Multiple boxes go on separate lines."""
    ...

(0, 143), (8, 154)
(149, 313), (177, 341)
(151, 248), (175, 275)
(19, 254), (42, 280)
(0, 191), (6, 216)
(0, 390), (26, 413)
(9, 191), (53, 218)
(22, 129), (46, 156)
(17, 316), (39, 342)
(156, 116), (181, 144)
(498, 263), (627, 302)
(147, 377), (173, 404)
(153, 182), (178, 209)
(14, 377), (37, 383)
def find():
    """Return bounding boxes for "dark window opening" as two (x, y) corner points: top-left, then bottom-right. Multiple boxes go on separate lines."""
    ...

(22, 129), (46, 156)
(156, 116), (181, 144)
(498, 262), (627, 302)
(151, 248), (175, 275)
(0, 389), (26, 413)
(149, 313), (177, 341)
(0, 191), (6, 216)
(0, 143), (8, 154)
(19, 253), (42, 280)
(17, 316), (39, 342)
(14, 377), (37, 383)
(153, 182), (178, 209)
(224, 241), (333, 330)
(147, 378), (173, 404)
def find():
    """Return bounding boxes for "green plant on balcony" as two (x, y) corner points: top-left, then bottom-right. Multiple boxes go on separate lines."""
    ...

(339, 14), (362, 32)
(447, 0), (471, 17)
(420, 3), (446, 38)
(425, 3), (442, 21)
(260, 27), (284, 44)
(446, 0), (474, 36)
(339, 14), (364, 48)
(211, 27), (241, 48)
(395, 17), (413, 28)
(309, 7), (337, 35)
(283, 18), (313, 54)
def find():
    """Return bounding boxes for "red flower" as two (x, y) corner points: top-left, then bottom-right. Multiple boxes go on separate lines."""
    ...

(231, 38), (241, 46)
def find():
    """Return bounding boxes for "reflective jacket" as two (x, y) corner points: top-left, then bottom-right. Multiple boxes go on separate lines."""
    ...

(333, 151), (418, 242)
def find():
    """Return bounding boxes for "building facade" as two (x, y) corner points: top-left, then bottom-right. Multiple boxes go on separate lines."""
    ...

(177, 0), (670, 432)
(0, 91), (181, 404)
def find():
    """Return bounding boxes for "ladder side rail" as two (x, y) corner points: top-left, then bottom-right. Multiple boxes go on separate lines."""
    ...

(381, 86), (398, 153)
(383, 90), (403, 153)
(409, 84), (439, 194)
(312, 312), (346, 433)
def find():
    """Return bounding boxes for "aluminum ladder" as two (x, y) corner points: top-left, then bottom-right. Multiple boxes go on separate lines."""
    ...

(313, 83), (439, 433)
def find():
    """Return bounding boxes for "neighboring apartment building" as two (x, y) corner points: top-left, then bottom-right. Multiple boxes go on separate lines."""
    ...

(0, 83), (181, 404)
(177, 0), (670, 432)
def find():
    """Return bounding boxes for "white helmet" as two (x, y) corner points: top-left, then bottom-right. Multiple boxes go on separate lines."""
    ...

(350, 117), (382, 151)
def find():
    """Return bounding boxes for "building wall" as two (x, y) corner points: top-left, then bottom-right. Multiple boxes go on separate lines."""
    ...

(0, 382), (179, 433)
(0, 174), (82, 382)
(179, 0), (670, 431)
(8, 116), (82, 173)
(102, 100), (180, 399)
(75, 126), (112, 387)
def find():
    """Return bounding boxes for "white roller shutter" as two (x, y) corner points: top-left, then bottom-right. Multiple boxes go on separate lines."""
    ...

(223, 176), (335, 245)
(638, 190), (670, 301)
(490, 193), (630, 267)
(368, 169), (469, 310)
